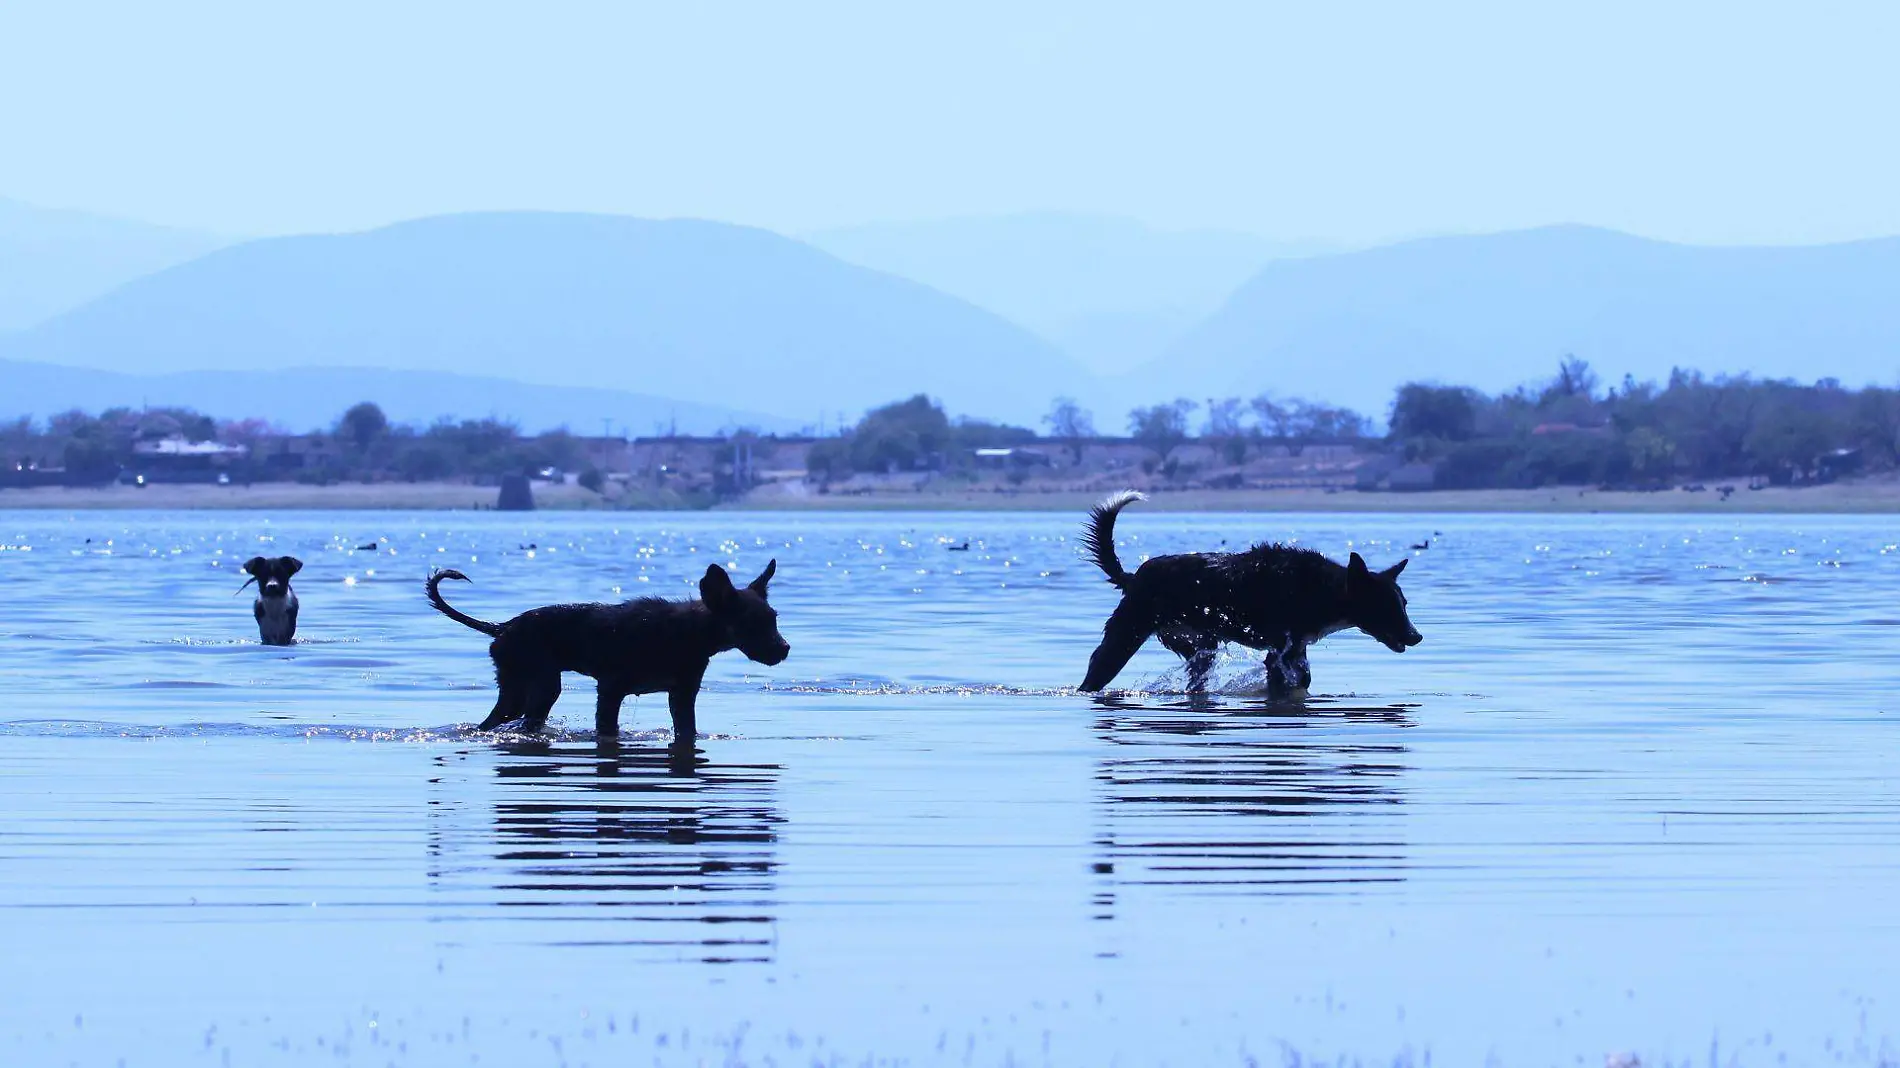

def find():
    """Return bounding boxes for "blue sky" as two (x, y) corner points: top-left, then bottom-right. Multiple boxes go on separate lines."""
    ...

(2, 0), (1896, 243)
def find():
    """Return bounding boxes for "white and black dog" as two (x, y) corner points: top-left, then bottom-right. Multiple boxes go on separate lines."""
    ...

(240, 556), (303, 645)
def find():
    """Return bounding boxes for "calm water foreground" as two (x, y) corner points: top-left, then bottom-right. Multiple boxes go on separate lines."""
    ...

(0, 509), (1895, 1067)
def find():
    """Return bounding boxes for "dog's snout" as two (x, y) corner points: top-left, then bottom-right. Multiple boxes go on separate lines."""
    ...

(745, 639), (790, 666)
(1406, 632), (1423, 647)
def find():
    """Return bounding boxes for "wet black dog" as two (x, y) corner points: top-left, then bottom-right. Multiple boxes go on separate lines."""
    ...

(240, 556), (303, 646)
(426, 561), (790, 739)
(1076, 492), (1421, 697)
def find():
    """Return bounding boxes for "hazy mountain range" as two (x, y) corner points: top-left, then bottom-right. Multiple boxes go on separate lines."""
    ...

(0, 197), (230, 330)
(0, 211), (1082, 427)
(1138, 225), (1900, 417)
(808, 212), (1334, 374)
(0, 360), (797, 436)
(4, 199), (1897, 434)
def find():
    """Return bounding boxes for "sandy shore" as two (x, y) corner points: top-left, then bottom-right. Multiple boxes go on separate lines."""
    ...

(724, 479), (1900, 513)
(8, 478), (1900, 512)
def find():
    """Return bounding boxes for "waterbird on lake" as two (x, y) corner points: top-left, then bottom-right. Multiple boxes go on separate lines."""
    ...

(947, 541), (970, 551)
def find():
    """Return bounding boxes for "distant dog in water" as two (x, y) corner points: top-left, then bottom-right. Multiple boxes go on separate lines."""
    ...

(1076, 492), (1422, 697)
(425, 561), (790, 739)
(240, 556), (303, 646)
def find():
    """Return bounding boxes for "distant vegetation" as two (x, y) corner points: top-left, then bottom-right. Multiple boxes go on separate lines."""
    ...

(4, 361), (1896, 493)
(805, 363), (1900, 490)
(804, 395), (1036, 480)
(1388, 358), (1896, 488)
(1, 403), (593, 487)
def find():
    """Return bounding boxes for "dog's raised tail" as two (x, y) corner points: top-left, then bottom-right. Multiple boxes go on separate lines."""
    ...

(1080, 490), (1144, 587)
(426, 568), (502, 636)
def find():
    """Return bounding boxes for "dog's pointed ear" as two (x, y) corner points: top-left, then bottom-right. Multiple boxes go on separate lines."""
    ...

(1381, 558), (1407, 580)
(700, 563), (736, 607)
(243, 556), (267, 576)
(1347, 551), (1369, 578)
(748, 559), (777, 595)
(284, 557), (304, 577)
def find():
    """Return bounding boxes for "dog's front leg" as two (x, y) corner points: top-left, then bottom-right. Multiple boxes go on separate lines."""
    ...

(1080, 599), (1153, 692)
(1264, 637), (1311, 700)
(667, 669), (706, 747)
(1287, 640), (1312, 691)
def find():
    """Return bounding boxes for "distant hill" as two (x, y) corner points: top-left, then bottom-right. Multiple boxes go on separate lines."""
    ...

(807, 212), (1331, 374)
(0, 197), (230, 330)
(0, 211), (1085, 427)
(0, 360), (799, 436)
(1141, 225), (1900, 419)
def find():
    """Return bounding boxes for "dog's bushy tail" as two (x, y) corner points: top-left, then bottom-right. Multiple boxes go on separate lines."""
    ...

(1080, 490), (1144, 588)
(426, 568), (503, 636)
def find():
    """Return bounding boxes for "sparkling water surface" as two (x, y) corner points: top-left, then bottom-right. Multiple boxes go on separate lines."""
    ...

(1, 509), (1895, 1066)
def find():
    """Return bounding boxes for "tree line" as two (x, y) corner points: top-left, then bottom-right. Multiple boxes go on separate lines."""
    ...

(1, 403), (596, 486)
(7, 363), (1897, 490)
(1387, 358), (1900, 488)
(803, 392), (1376, 478)
(794, 365), (1900, 488)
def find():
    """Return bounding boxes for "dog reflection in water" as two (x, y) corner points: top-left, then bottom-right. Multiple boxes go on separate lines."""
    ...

(476, 740), (783, 963)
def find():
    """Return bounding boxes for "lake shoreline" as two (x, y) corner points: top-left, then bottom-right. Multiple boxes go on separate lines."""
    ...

(8, 478), (1900, 512)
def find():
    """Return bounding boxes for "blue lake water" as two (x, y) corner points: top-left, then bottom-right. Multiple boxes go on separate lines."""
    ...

(0, 509), (1895, 1067)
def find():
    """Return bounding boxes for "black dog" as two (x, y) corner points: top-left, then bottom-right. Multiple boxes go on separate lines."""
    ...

(425, 561), (790, 739)
(1076, 492), (1422, 697)
(240, 556), (303, 646)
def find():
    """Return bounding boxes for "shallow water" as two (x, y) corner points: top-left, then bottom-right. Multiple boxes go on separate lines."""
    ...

(0, 509), (1895, 1067)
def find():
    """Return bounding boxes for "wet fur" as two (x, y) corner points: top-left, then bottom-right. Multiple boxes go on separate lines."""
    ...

(425, 562), (789, 740)
(1077, 492), (1422, 696)
(241, 556), (302, 646)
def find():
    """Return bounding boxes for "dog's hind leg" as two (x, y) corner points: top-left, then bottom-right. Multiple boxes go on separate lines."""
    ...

(1183, 649), (1219, 692)
(1080, 600), (1153, 692)
(518, 672), (563, 733)
(1263, 638), (1314, 700)
(1160, 632), (1219, 693)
